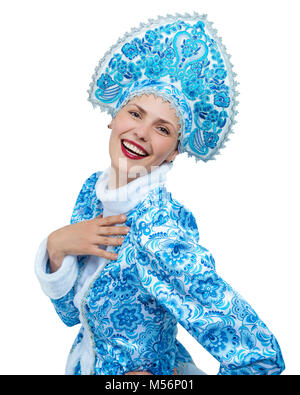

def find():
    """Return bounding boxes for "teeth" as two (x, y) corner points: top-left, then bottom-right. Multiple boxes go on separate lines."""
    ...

(122, 140), (147, 156)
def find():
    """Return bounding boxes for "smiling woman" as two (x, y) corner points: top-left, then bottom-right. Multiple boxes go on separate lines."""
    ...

(108, 94), (180, 188)
(35, 13), (285, 376)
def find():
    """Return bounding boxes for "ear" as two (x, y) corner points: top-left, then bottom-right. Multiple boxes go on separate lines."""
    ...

(108, 116), (115, 129)
(167, 148), (179, 163)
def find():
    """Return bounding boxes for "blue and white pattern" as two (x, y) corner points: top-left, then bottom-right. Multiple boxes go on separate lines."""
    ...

(88, 13), (239, 162)
(47, 172), (284, 375)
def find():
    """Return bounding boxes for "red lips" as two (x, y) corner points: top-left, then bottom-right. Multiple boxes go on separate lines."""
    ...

(122, 139), (148, 155)
(120, 139), (149, 160)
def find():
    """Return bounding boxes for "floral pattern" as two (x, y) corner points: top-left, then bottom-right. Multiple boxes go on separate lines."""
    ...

(200, 322), (240, 361)
(49, 172), (285, 375)
(88, 14), (239, 162)
(189, 271), (226, 308)
(111, 304), (144, 332)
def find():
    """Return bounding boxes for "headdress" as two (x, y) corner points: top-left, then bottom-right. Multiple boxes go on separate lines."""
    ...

(88, 13), (239, 162)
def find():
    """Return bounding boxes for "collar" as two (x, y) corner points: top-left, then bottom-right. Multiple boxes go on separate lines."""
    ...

(95, 162), (173, 216)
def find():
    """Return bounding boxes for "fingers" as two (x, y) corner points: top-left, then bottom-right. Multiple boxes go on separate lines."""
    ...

(125, 371), (153, 375)
(97, 214), (127, 226)
(97, 226), (130, 236)
(91, 246), (118, 261)
(96, 236), (125, 246)
(95, 214), (130, 235)
(125, 369), (176, 375)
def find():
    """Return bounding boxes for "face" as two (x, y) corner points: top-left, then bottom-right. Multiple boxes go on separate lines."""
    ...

(108, 94), (181, 184)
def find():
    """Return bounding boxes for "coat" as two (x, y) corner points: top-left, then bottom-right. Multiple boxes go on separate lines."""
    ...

(35, 164), (285, 375)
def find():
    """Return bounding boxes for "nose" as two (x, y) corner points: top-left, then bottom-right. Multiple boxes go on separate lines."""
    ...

(133, 124), (150, 142)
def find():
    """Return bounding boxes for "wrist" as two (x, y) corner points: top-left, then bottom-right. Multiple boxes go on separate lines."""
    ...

(48, 254), (65, 273)
(47, 231), (66, 273)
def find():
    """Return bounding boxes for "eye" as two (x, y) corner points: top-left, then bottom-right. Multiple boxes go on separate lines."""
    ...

(157, 126), (170, 135)
(129, 111), (141, 119)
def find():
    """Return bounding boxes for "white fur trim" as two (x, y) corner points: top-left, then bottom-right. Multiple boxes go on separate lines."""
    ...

(34, 237), (78, 300)
(95, 161), (173, 215)
(65, 339), (82, 375)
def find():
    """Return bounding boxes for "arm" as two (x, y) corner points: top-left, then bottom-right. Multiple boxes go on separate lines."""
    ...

(34, 172), (102, 327)
(133, 200), (285, 375)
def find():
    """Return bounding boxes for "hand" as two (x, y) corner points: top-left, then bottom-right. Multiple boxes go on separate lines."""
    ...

(124, 371), (153, 375)
(47, 213), (130, 272)
(125, 368), (178, 375)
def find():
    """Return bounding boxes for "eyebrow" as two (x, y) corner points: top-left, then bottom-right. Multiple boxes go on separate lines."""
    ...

(128, 103), (177, 131)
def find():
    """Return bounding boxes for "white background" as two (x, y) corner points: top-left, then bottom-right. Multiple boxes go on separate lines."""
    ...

(0, 0), (299, 375)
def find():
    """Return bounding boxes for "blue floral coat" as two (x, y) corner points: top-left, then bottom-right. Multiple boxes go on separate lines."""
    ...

(47, 171), (285, 375)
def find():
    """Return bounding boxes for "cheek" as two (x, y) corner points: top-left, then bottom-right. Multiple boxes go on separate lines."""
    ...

(112, 114), (135, 137)
(152, 136), (175, 157)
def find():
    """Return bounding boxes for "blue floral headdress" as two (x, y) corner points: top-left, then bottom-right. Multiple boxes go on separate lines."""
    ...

(88, 13), (239, 162)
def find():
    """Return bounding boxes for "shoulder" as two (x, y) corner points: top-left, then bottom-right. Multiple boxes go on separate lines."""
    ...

(71, 171), (103, 223)
(75, 170), (103, 202)
(80, 171), (103, 193)
(134, 186), (200, 243)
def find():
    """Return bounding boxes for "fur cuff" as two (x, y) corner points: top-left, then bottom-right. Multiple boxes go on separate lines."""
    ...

(34, 237), (78, 300)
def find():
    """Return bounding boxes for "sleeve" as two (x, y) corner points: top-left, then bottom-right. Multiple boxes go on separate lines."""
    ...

(133, 200), (285, 375)
(34, 171), (102, 327)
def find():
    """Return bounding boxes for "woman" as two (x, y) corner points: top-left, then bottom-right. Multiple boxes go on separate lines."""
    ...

(35, 13), (285, 375)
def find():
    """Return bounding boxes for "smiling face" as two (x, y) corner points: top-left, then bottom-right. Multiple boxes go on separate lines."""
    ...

(108, 94), (181, 188)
